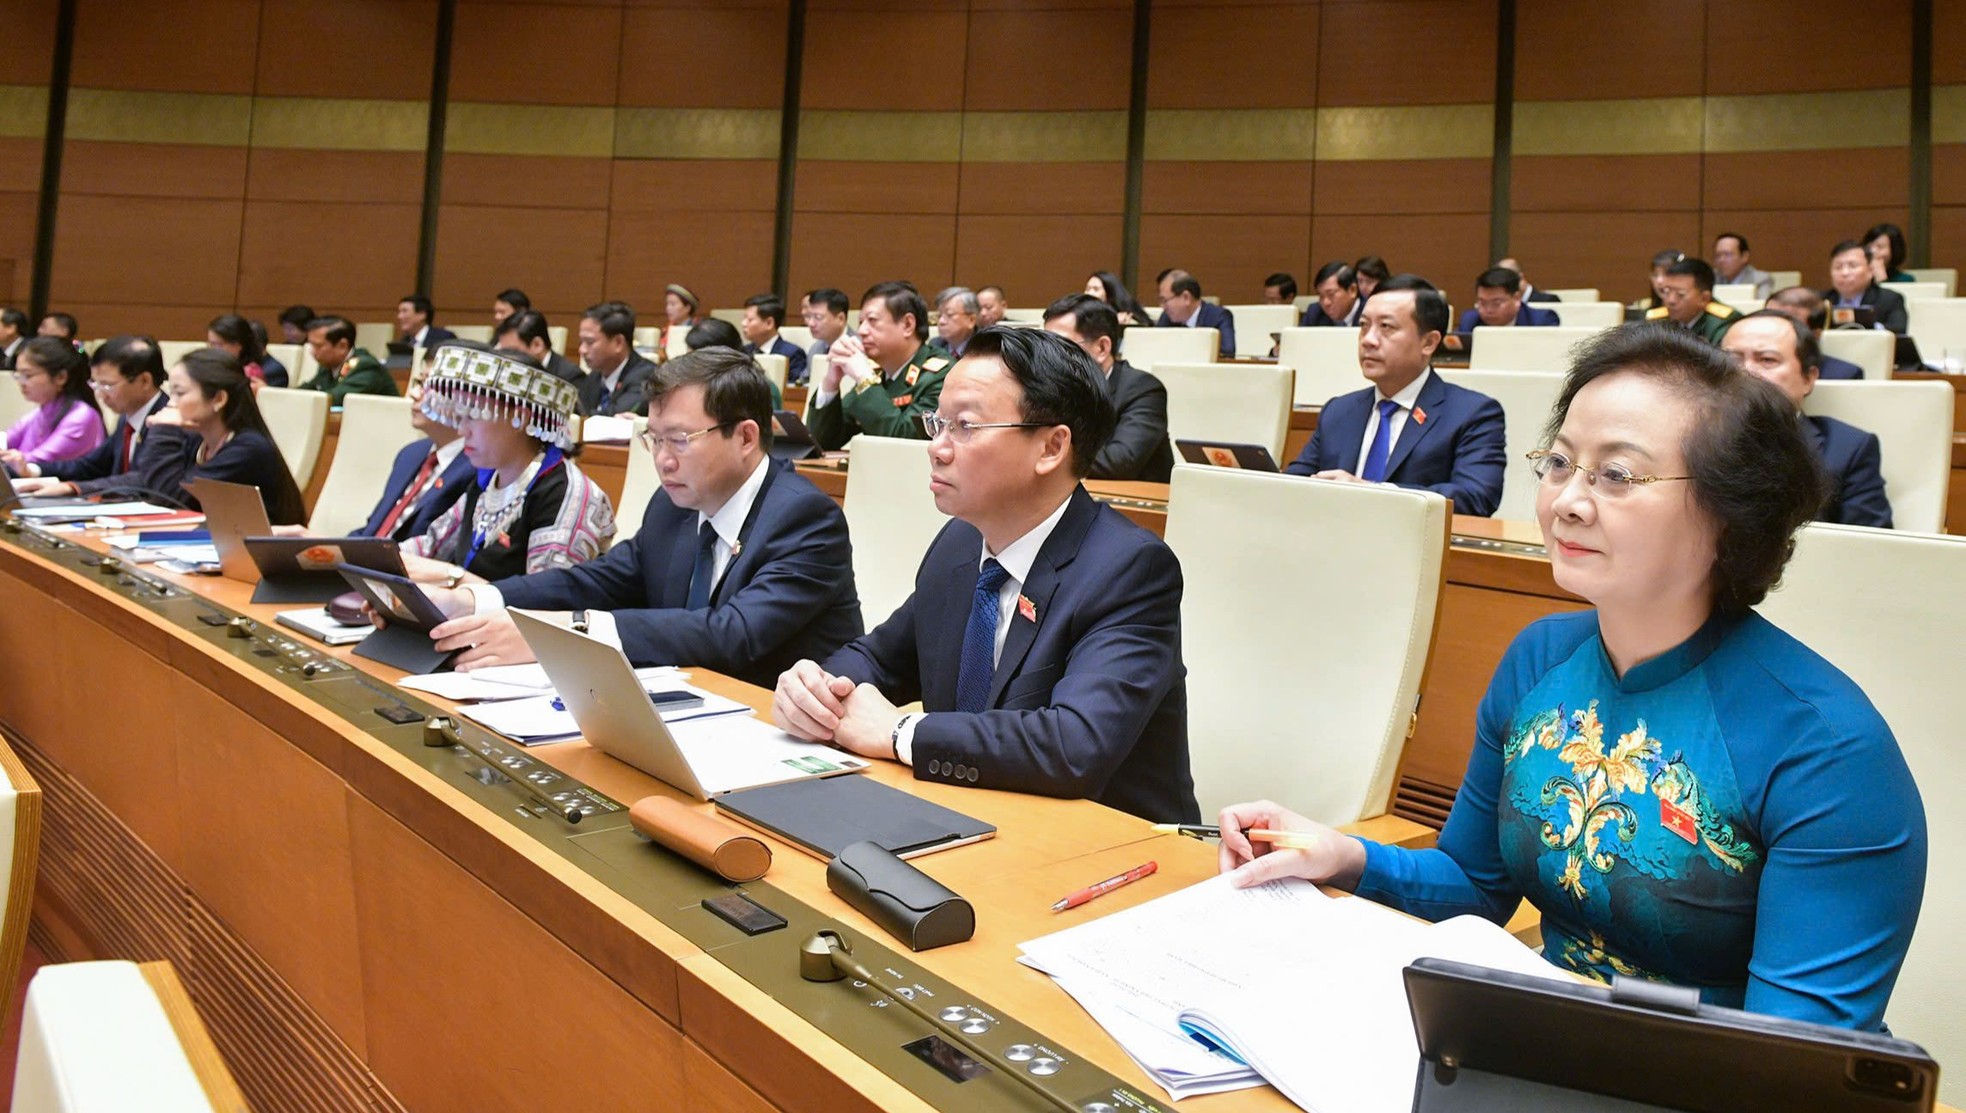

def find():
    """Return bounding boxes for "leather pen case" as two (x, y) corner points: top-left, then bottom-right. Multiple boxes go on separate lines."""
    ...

(825, 839), (974, 951)
(629, 796), (771, 883)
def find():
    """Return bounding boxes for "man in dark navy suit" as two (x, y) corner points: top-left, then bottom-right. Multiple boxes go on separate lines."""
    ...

(1766, 287), (1867, 379)
(773, 326), (1200, 823)
(1721, 311), (1891, 528)
(739, 293), (809, 385)
(1285, 275), (1507, 517)
(1455, 266), (1561, 332)
(495, 310), (584, 384)
(576, 300), (658, 417)
(1299, 260), (1363, 327)
(397, 294), (456, 350)
(1152, 268), (1237, 359)
(1044, 293), (1173, 482)
(353, 351), (475, 541)
(421, 347), (864, 684)
(1825, 240), (1909, 335)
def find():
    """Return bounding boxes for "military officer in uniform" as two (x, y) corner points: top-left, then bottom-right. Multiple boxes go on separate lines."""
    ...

(1645, 256), (1739, 345)
(807, 281), (952, 451)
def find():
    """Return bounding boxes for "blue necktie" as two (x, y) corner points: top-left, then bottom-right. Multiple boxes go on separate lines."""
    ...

(685, 521), (718, 610)
(1361, 398), (1401, 483)
(954, 559), (1010, 713)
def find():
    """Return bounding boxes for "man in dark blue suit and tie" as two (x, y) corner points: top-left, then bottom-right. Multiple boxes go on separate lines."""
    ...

(353, 354), (474, 541)
(773, 327), (1200, 823)
(397, 294), (456, 351)
(1286, 275), (1508, 517)
(1721, 311), (1891, 528)
(1152, 269), (1237, 359)
(739, 293), (809, 385)
(1455, 267), (1561, 332)
(421, 348), (864, 685)
(1299, 260), (1363, 327)
(1766, 286), (1866, 379)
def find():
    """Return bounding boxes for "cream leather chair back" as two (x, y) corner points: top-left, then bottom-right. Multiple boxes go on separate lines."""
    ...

(1713, 283), (1759, 306)
(1801, 380), (1953, 533)
(753, 353), (789, 396)
(263, 343), (304, 385)
(1755, 524), (1966, 1102)
(157, 341), (204, 370)
(448, 325), (493, 343)
(1819, 329), (1893, 379)
(1767, 270), (1803, 289)
(306, 394), (418, 535)
(842, 435), (948, 628)
(0, 733), (40, 1013)
(1276, 326), (1363, 406)
(1439, 369), (1562, 522)
(0, 383), (32, 431)
(548, 325), (568, 355)
(780, 326), (815, 352)
(1165, 466), (1450, 824)
(1542, 302), (1623, 330)
(1892, 281), (1948, 304)
(1542, 288), (1600, 303)
(1154, 362), (1294, 462)
(1120, 325), (1218, 370)
(1469, 325), (1602, 372)
(999, 307), (1045, 323)
(632, 326), (661, 351)
(708, 308), (746, 326)
(253, 386), (330, 491)
(1905, 297), (1966, 356)
(1907, 267), (1958, 296)
(353, 322), (394, 357)
(13, 959), (246, 1112)
(613, 417), (658, 539)
(1221, 305), (1298, 358)
(666, 324), (691, 359)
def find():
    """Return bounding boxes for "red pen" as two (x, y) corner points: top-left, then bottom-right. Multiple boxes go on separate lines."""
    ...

(1051, 861), (1157, 912)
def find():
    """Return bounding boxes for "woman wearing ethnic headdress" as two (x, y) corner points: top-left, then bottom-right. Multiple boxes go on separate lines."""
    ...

(401, 343), (615, 586)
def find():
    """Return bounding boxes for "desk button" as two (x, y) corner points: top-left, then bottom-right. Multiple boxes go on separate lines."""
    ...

(939, 1006), (970, 1023)
(927, 760), (941, 775)
(966, 767), (979, 783)
(1083, 1104), (1118, 1113)
(894, 986), (914, 1000)
(953, 764), (968, 779)
(1005, 1044), (1035, 1062)
(960, 1018), (990, 1034)
(1028, 1058), (1060, 1076)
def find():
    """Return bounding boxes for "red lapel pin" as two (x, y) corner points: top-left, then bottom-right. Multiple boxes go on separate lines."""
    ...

(1017, 594), (1037, 622)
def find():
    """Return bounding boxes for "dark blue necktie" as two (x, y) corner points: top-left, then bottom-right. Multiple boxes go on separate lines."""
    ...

(954, 559), (1010, 713)
(685, 521), (718, 610)
(1360, 398), (1401, 483)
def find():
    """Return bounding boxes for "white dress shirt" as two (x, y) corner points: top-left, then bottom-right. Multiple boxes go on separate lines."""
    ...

(1351, 367), (1432, 482)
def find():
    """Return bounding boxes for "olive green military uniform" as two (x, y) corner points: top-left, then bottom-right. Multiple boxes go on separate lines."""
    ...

(298, 348), (398, 405)
(806, 343), (952, 451)
(1646, 301), (1740, 345)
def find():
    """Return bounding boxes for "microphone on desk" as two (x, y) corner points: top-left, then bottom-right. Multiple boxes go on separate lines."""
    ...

(798, 930), (1080, 1113)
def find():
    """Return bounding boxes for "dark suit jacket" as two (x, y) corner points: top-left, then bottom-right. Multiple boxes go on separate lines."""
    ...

(410, 325), (456, 349)
(1524, 286), (1559, 303)
(577, 351), (658, 417)
(0, 339), (19, 371)
(1285, 370), (1508, 517)
(1456, 304), (1561, 331)
(39, 392), (190, 499)
(353, 440), (475, 541)
(1819, 354), (1865, 380)
(258, 352), (290, 388)
(1155, 302), (1236, 359)
(1824, 284), (1910, 335)
(1299, 301), (1360, 328)
(823, 487), (1200, 823)
(1805, 414), (1891, 529)
(494, 459), (863, 689)
(543, 351), (583, 385)
(746, 336), (809, 386)
(1091, 360), (1174, 483)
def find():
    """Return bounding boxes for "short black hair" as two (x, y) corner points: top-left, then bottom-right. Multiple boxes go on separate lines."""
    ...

(1767, 285), (1829, 331)
(1476, 267), (1522, 294)
(41, 312), (77, 340)
(1264, 273), (1298, 300)
(495, 309), (552, 347)
(495, 287), (531, 311)
(743, 293), (786, 327)
(1547, 324), (1829, 617)
(207, 314), (265, 363)
(1354, 255), (1392, 284)
(685, 318), (743, 351)
(1665, 257), (1716, 293)
(279, 305), (316, 330)
(306, 316), (356, 347)
(1366, 274), (1449, 336)
(0, 307), (26, 333)
(1724, 308), (1822, 375)
(963, 326), (1115, 477)
(1313, 260), (1356, 289)
(583, 300), (636, 339)
(804, 287), (849, 316)
(978, 285), (1005, 301)
(1043, 293), (1121, 349)
(1162, 270), (1202, 299)
(93, 334), (166, 386)
(862, 281), (928, 341)
(1830, 238), (1871, 261)
(1863, 222), (1907, 272)
(1650, 248), (1686, 269)
(399, 294), (433, 318)
(1714, 231), (1749, 254)
(650, 346), (775, 451)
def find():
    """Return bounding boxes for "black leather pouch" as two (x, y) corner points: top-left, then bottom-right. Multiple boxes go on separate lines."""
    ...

(825, 840), (974, 951)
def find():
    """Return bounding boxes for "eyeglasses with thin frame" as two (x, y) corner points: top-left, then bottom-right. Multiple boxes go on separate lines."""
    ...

(10, 370), (46, 384)
(1526, 449), (1692, 497)
(919, 413), (1051, 444)
(639, 422), (733, 455)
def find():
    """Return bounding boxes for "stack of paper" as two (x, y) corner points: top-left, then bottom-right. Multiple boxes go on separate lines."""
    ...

(1018, 876), (1563, 1111)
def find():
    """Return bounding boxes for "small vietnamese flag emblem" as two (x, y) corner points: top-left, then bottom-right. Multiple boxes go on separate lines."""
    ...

(1660, 797), (1698, 845)
(1412, 406), (1427, 425)
(1017, 594), (1037, 622)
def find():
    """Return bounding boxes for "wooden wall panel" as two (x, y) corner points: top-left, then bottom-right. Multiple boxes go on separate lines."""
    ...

(963, 5), (1131, 111)
(1318, 0), (1495, 106)
(618, 3), (789, 110)
(1703, 149), (1910, 213)
(1311, 213), (1489, 297)
(0, 0), (47, 305)
(787, 213), (957, 306)
(236, 200), (423, 321)
(1704, 0), (1911, 94)
(1515, 0), (1703, 101)
(1139, 215), (1311, 305)
(1145, 3), (1318, 109)
(1510, 211), (1703, 306)
(1143, 163), (1313, 218)
(252, 0), (440, 100)
(954, 214), (1124, 307)
(1513, 154), (1702, 214)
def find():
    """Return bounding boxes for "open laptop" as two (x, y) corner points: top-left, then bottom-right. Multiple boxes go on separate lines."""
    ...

(1175, 439), (1281, 472)
(184, 477), (271, 585)
(767, 409), (822, 461)
(510, 609), (867, 799)
(0, 468), (92, 514)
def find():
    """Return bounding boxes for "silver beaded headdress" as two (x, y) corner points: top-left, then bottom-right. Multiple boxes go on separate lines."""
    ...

(419, 345), (579, 450)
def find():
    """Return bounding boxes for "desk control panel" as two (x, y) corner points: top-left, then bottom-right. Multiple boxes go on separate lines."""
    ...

(4, 521), (1168, 1113)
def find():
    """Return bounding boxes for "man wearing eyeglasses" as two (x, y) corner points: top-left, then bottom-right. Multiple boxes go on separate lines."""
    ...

(419, 348), (863, 683)
(7, 335), (189, 500)
(806, 281), (952, 451)
(772, 326), (1201, 824)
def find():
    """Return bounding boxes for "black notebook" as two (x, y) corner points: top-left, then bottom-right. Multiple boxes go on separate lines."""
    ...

(714, 775), (996, 860)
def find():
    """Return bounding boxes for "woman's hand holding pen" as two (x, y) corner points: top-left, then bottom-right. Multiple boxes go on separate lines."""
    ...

(1216, 800), (1366, 891)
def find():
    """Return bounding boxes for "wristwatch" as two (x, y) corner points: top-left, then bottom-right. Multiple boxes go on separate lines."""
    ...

(443, 566), (465, 590)
(570, 609), (589, 634)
